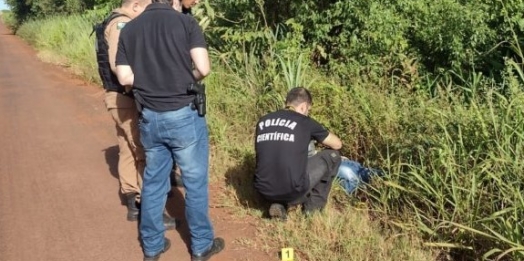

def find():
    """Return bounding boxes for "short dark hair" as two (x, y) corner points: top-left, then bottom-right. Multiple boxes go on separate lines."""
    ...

(121, 0), (150, 6)
(285, 87), (312, 107)
(151, 0), (173, 5)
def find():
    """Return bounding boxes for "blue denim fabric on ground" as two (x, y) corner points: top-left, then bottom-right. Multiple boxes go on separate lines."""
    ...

(336, 157), (383, 194)
(139, 106), (214, 257)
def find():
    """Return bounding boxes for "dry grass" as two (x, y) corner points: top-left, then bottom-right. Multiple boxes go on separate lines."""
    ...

(208, 144), (438, 261)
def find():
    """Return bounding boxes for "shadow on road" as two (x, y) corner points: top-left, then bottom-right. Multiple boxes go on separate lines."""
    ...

(103, 145), (125, 205)
(165, 186), (191, 254)
(103, 144), (191, 252)
(224, 151), (270, 217)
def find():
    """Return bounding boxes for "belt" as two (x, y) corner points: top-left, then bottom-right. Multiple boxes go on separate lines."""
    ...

(108, 89), (134, 98)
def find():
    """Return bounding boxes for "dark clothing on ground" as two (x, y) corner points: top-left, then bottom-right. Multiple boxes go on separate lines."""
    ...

(115, 3), (206, 112)
(300, 149), (341, 211)
(254, 109), (337, 209)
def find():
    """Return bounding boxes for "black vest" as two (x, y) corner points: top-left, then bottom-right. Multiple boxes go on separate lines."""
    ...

(93, 12), (131, 96)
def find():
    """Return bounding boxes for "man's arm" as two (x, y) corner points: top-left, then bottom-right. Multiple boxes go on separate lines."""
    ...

(310, 117), (343, 150)
(116, 65), (134, 86)
(320, 132), (343, 150)
(190, 47), (210, 81)
(106, 16), (130, 74)
(115, 26), (134, 87)
(187, 15), (210, 81)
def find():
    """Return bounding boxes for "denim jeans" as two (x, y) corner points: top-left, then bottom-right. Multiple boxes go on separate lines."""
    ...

(139, 106), (214, 257)
(336, 157), (383, 194)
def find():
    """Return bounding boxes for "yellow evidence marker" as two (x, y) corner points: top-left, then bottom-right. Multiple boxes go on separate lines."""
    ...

(281, 247), (294, 261)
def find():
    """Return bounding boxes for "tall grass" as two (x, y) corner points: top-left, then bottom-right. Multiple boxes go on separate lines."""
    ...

(16, 11), (106, 82)
(366, 85), (524, 259)
(13, 12), (524, 261)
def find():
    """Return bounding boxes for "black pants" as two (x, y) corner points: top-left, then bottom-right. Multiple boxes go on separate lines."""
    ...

(290, 149), (341, 212)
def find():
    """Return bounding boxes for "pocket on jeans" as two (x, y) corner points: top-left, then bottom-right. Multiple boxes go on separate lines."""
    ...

(139, 117), (153, 148)
(164, 114), (197, 148)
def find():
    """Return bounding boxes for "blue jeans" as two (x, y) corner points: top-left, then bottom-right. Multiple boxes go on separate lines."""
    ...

(139, 106), (214, 257)
(336, 157), (382, 194)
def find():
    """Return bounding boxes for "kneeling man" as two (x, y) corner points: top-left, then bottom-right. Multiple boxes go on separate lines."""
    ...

(254, 87), (342, 220)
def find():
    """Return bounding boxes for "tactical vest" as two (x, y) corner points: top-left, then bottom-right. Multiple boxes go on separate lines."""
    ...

(93, 12), (131, 96)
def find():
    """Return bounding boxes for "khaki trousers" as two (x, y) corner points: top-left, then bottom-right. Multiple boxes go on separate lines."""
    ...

(104, 91), (144, 196)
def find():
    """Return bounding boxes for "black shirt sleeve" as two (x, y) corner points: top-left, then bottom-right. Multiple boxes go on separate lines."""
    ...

(308, 117), (329, 142)
(115, 31), (128, 66)
(187, 17), (207, 49)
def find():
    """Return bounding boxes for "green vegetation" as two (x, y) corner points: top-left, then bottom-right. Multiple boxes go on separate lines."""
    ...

(0, 10), (16, 30)
(3, 0), (117, 30)
(16, 12), (105, 81)
(4, 0), (524, 260)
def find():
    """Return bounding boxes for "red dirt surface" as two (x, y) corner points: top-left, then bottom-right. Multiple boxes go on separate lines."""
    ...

(0, 21), (274, 261)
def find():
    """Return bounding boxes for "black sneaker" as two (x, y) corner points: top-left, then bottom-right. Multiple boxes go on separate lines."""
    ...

(191, 237), (225, 261)
(269, 203), (287, 221)
(143, 238), (171, 261)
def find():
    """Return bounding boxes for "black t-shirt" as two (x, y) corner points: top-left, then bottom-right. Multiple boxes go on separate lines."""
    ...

(115, 3), (207, 112)
(254, 109), (329, 202)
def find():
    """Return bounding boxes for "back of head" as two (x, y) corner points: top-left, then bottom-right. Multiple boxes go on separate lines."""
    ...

(151, 0), (173, 5)
(285, 87), (312, 107)
(121, 0), (151, 7)
(120, 0), (151, 18)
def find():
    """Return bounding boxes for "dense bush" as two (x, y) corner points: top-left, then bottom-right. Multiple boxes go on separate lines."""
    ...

(4, 0), (117, 28)
(204, 0), (523, 88)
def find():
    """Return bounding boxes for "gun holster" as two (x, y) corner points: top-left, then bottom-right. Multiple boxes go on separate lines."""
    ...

(188, 83), (206, 117)
(131, 89), (143, 115)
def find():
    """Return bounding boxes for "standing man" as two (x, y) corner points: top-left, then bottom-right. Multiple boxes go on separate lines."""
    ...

(95, 0), (177, 229)
(254, 87), (343, 220)
(115, 1), (224, 260)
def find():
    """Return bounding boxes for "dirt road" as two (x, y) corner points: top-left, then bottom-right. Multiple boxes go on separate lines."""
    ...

(0, 22), (271, 261)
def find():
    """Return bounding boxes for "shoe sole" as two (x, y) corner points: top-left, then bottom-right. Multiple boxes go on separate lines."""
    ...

(269, 204), (287, 220)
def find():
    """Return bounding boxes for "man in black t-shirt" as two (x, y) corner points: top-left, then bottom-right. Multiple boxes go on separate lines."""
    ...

(254, 87), (342, 220)
(115, 1), (224, 260)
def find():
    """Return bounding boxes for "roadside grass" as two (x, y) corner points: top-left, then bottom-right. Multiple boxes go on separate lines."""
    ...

(258, 205), (437, 261)
(16, 13), (104, 83)
(203, 58), (439, 260)
(14, 13), (524, 260)
(0, 10), (18, 32)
